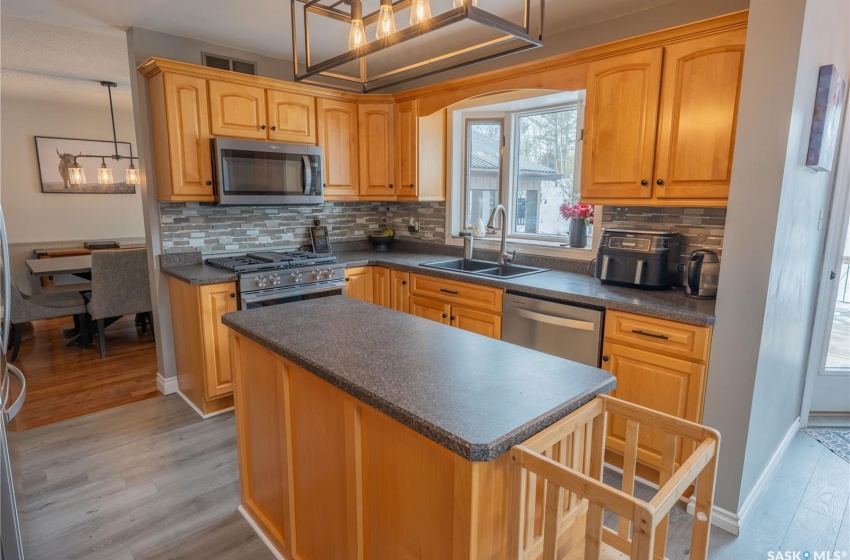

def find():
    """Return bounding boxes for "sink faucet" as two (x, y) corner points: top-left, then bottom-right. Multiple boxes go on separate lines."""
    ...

(486, 205), (516, 265)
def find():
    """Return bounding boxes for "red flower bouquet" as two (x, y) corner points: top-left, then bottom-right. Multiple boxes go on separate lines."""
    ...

(559, 203), (594, 226)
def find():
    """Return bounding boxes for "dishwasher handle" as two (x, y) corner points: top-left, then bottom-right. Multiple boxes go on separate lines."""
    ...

(506, 306), (597, 331)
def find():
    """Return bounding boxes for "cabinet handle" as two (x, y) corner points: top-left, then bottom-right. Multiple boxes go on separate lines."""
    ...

(261, 125), (267, 130)
(439, 288), (459, 295)
(602, 355), (609, 362)
(450, 315), (456, 321)
(410, 183), (415, 189)
(271, 126), (277, 131)
(345, 277), (351, 282)
(640, 180), (649, 186)
(631, 329), (669, 340)
(442, 313), (448, 318)
(401, 280), (407, 285)
(389, 184), (394, 189)
(230, 293), (236, 298)
(205, 180), (213, 186)
(656, 179), (665, 186)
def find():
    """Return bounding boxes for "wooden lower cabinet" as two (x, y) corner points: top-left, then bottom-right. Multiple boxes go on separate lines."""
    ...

(389, 270), (410, 313)
(230, 334), (537, 559)
(451, 305), (502, 339)
(410, 295), (451, 325)
(601, 310), (711, 471)
(372, 266), (391, 307)
(167, 278), (237, 416)
(344, 266), (374, 303)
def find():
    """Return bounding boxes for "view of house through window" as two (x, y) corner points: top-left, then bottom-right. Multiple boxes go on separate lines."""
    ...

(459, 96), (587, 248)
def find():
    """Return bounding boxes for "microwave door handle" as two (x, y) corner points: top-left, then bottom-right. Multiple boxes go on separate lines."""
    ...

(302, 156), (311, 195)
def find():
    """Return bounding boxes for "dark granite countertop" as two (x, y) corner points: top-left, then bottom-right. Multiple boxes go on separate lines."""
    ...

(222, 297), (615, 461)
(161, 247), (716, 326)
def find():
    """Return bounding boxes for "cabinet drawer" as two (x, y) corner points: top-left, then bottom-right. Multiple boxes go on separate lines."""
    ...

(410, 273), (502, 313)
(604, 310), (711, 362)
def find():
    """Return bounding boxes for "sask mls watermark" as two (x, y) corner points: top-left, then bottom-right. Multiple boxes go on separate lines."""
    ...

(767, 551), (848, 560)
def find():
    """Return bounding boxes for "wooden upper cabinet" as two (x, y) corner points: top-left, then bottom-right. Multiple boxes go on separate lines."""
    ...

(358, 103), (396, 199)
(582, 48), (663, 201)
(267, 89), (316, 144)
(395, 100), (418, 198)
(208, 80), (268, 139)
(150, 72), (214, 202)
(653, 29), (746, 201)
(317, 98), (359, 199)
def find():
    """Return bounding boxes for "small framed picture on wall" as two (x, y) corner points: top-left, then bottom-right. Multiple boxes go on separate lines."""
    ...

(310, 226), (332, 253)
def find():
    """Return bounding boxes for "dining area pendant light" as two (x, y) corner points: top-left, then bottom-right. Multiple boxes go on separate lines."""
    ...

(376, 0), (396, 39)
(68, 81), (141, 187)
(348, 0), (366, 49)
(409, 0), (431, 25)
(291, 0), (544, 93)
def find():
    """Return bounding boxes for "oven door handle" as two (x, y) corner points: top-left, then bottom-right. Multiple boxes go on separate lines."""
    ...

(240, 281), (346, 306)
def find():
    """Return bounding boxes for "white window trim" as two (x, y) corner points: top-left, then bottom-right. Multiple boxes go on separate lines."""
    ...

(446, 95), (600, 262)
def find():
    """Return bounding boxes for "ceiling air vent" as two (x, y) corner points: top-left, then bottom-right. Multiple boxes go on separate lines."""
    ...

(202, 53), (257, 76)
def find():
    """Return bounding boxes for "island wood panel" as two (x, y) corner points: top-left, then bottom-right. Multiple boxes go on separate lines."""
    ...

(389, 269), (410, 313)
(317, 98), (359, 199)
(581, 48), (663, 201)
(653, 29), (746, 201)
(229, 334), (542, 560)
(345, 266), (374, 303)
(150, 72), (215, 201)
(410, 273), (503, 313)
(372, 266), (391, 307)
(208, 80), (268, 139)
(167, 278), (234, 416)
(358, 102), (396, 199)
(267, 89), (316, 144)
(232, 337), (292, 554)
(451, 305), (502, 340)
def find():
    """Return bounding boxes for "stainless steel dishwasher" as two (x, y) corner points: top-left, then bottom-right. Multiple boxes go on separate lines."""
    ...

(502, 293), (604, 367)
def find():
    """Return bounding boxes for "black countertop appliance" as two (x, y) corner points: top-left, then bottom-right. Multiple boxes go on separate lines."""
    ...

(594, 228), (680, 289)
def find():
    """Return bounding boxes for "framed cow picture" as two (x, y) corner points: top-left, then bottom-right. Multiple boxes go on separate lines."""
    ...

(34, 136), (136, 194)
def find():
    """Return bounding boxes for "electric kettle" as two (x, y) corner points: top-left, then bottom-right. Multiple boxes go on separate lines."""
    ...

(685, 249), (720, 299)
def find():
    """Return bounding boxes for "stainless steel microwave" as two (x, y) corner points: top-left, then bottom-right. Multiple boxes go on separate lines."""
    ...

(211, 138), (324, 205)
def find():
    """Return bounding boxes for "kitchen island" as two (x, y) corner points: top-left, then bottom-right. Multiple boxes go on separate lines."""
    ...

(222, 297), (615, 559)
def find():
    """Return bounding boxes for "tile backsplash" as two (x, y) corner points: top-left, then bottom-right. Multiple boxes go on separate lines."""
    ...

(602, 206), (726, 282)
(159, 201), (447, 254)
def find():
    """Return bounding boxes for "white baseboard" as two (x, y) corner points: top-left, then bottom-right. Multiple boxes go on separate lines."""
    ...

(156, 373), (178, 395)
(807, 412), (850, 428)
(238, 505), (287, 560)
(688, 416), (801, 536)
(175, 390), (234, 419)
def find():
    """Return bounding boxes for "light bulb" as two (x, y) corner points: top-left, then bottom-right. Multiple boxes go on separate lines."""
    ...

(125, 164), (140, 185)
(348, 0), (366, 49)
(410, 0), (431, 25)
(453, 0), (477, 7)
(375, 1), (396, 39)
(97, 161), (113, 185)
(68, 163), (86, 186)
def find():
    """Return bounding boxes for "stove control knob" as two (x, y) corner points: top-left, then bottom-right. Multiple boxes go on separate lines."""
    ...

(270, 274), (281, 286)
(291, 272), (303, 283)
(255, 277), (267, 288)
(312, 269), (321, 280)
(321, 269), (331, 280)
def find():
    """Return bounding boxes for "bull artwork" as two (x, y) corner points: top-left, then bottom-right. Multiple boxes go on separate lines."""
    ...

(56, 150), (82, 188)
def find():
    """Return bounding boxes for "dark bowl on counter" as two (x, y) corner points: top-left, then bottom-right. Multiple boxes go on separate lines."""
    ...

(368, 234), (395, 251)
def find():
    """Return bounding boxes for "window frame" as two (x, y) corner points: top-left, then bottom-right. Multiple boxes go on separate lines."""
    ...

(462, 117), (506, 230)
(449, 97), (599, 260)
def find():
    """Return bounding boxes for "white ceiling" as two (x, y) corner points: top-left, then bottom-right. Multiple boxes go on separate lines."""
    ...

(0, 0), (677, 104)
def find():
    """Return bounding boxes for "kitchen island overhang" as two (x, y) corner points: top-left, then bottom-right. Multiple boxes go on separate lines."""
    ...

(223, 297), (615, 559)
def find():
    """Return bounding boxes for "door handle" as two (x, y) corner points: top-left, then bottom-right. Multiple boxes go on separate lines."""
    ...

(4, 364), (27, 423)
(830, 271), (837, 280)
(507, 307), (596, 331)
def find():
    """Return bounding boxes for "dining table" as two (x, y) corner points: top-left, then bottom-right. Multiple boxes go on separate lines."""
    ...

(25, 254), (93, 280)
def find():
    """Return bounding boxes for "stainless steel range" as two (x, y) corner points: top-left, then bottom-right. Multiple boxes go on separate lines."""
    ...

(206, 251), (346, 309)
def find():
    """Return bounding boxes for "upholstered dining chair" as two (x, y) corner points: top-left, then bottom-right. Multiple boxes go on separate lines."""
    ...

(85, 249), (153, 358)
(8, 281), (88, 363)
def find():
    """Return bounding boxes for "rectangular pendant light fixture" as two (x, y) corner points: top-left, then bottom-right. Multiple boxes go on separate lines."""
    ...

(291, 0), (545, 92)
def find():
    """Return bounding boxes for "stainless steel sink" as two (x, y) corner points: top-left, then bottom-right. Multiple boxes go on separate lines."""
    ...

(421, 259), (548, 279)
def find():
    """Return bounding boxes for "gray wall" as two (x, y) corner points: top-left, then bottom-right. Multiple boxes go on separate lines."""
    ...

(705, 0), (849, 514)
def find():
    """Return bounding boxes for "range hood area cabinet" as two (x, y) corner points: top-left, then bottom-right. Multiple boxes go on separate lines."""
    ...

(580, 28), (746, 207)
(139, 59), (445, 203)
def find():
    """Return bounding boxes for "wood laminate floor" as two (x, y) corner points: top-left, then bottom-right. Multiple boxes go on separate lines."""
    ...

(7, 316), (159, 432)
(9, 394), (849, 559)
